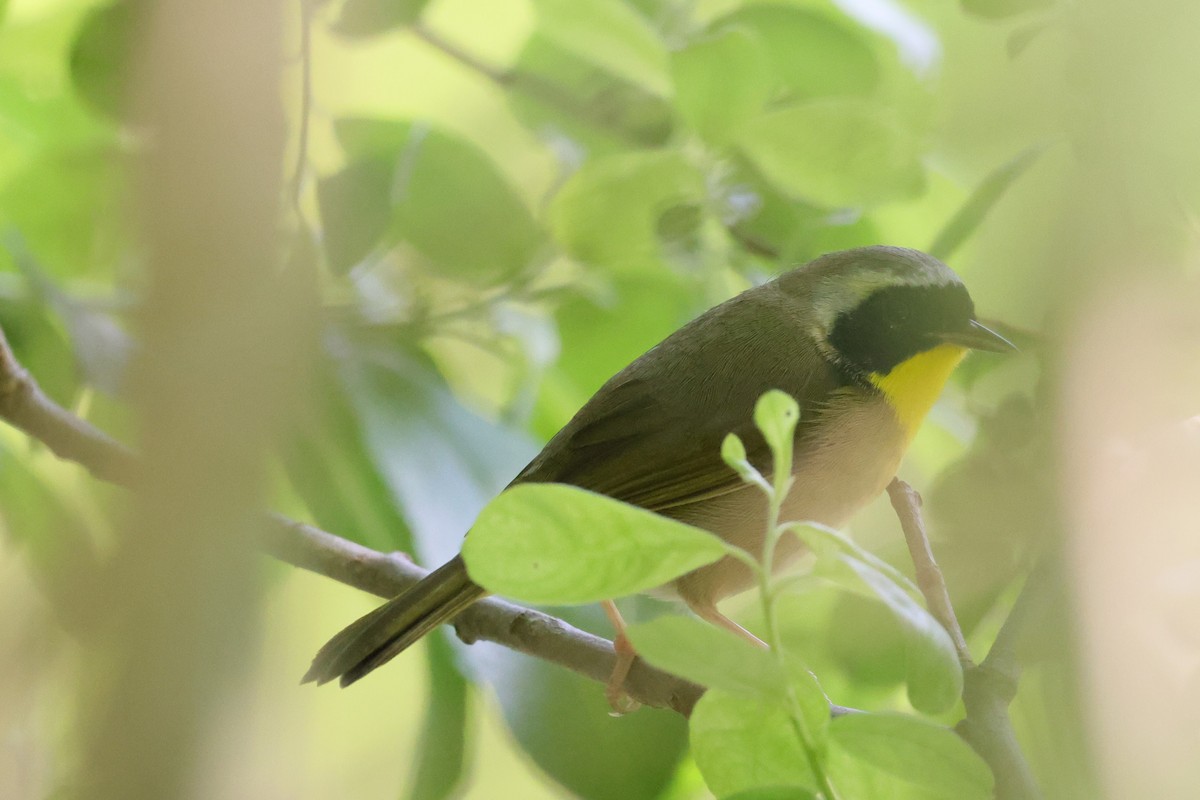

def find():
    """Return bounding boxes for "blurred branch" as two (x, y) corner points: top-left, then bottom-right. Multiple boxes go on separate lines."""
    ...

(887, 478), (1042, 800)
(0, 318), (703, 717)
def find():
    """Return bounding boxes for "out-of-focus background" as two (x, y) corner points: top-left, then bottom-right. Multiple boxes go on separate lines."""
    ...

(0, 0), (1197, 797)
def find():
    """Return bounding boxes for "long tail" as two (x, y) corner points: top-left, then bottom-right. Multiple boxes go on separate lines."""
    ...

(303, 555), (485, 687)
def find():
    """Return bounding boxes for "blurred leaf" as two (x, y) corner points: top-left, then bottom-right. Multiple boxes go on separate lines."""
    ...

(961, 0), (1054, 20)
(0, 146), (129, 275)
(625, 615), (783, 697)
(283, 363), (415, 552)
(327, 118), (543, 283)
(0, 444), (99, 633)
(508, 34), (674, 150)
(671, 27), (771, 146)
(531, 0), (670, 96)
(929, 146), (1044, 261)
(829, 712), (993, 799)
(714, 6), (880, 100)
(723, 789), (819, 800)
(785, 521), (921, 601)
(315, 157), (393, 274)
(409, 631), (469, 800)
(737, 99), (923, 208)
(463, 483), (728, 604)
(69, 0), (135, 119)
(550, 150), (704, 271)
(690, 687), (818, 796)
(478, 616), (688, 800)
(338, 346), (537, 564)
(0, 296), (80, 406)
(332, 0), (431, 37)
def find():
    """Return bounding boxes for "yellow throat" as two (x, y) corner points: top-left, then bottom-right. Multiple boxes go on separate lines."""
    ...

(869, 344), (967, 441)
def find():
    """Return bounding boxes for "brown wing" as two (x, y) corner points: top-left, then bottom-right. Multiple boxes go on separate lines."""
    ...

(512, 287), (847, 515)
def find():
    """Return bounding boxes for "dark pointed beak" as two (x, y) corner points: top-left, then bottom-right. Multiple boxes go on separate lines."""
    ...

(938, 319), (1017, 352)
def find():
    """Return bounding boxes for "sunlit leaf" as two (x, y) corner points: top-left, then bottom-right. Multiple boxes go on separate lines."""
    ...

(671, 27), (771, 146)
(714, 5), (880, 100)
(549, 150), (705, 272)
(463, 483), (729, 604)
(690, 687), (818, 796)
(327, 118), (544, 282)
(723, 789), (819, 800)
(737, 100), (923, 207)
(625, 615), (782, 697)
(531, 0), (670, 96)
(829, 712), (993, 799)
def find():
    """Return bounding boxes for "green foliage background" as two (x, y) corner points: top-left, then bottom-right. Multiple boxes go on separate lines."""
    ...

(1, 0), (1197, 797)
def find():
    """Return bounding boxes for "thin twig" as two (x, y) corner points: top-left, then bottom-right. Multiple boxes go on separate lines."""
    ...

(0, 319), (701, 716)
(886, 478), (973, 665)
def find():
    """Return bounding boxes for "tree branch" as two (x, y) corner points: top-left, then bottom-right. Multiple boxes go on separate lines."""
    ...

(0, 319), (702, 716)
(887, 478), (1041, 799)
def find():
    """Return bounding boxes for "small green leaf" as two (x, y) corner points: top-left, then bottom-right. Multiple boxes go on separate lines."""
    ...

(738, 100), (924, 208)
(691, 688), (818, 796)
(785, 522), (922, 601)
(625, 615), (782, 697)
(831, 554), (962, 713)
(549, 150), (705, 272)
(532, 0), (671, 96)
(829, 713), (993, 799)
(671, 27), (771, 146)
(462, 484), (728, 604)
(753, 390), (799, 459)
(714, 6), (881, 100)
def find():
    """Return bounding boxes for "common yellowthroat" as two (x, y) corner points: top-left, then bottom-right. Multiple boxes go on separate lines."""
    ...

(305, 246), (1013, 688)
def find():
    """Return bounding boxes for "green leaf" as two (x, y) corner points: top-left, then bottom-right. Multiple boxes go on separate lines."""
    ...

(480, 624), (688, 800)
(714, 6), (881, 100)
(671, 27), (771, 146)
(462, 483), (729, 604)
(339, 347), (537, 564)
(315, 157), (393, 274)
(928, 146), (1044, 261)
(282, 362), (415, 552)
(690, 688), (817, 796)
(829, 713), (993, 799)
(785, 521), (922, 602)
(753, 390), (800, 461)
(531, 0), (670, 96)
(409, 631), (469, 800)
(829, 554), (962, 713)
(737, 100), (924, 208)
(549, 150), (705, 272)
(69, 0), (135, 119)
(723, 789), (819, 800)
(624, 615), (783, 697)
(332, 0), (431, 37)
(328, 118), (544, 282)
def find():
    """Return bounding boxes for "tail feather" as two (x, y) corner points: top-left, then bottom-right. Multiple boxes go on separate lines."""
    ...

(303, 555), (484, 687)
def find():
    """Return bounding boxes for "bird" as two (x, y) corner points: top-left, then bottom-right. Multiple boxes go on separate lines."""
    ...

(303, 245), (1014, 697)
